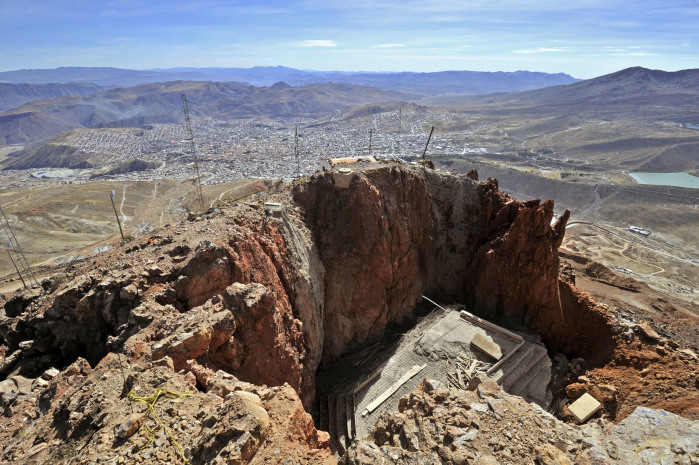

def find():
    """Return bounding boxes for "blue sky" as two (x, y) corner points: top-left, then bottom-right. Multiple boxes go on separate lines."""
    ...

(1, 0), (697, 78)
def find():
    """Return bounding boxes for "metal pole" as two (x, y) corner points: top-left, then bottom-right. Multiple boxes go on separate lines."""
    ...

(368, 129), (373, 156)
(110, 190), (125, 242)
(7, 249), (27, 289)
(422, 126), (435, 160)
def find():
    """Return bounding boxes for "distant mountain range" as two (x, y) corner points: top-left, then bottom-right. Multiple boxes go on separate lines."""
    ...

(0, 80), (410, 146)
(454, 67), (699, 109)
(445, 66), (699, 173)
(0, 82), (101, 113)
(0, 66), (578, 96)
(3, 66), (698, 173)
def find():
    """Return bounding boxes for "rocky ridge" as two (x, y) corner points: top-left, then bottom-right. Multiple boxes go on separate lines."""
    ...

(342, 377), (698, 465)
(1, 162), (697, 463)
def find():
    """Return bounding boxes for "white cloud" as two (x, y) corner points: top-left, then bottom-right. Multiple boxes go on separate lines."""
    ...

(301, 40), (338, 47)
(513, 47), (570, 54)
(376, 43), (406, 48)
(462, 45), (473, 48)
(601, 45), (656, 56)
(610, 52), (657, 56)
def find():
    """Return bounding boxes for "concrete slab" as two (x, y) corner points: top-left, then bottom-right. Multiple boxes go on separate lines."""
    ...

(569, 393), (602, 423)
(471, 333), (503, 360)
(413, 310), (519, 361)
(316, 308), (553, 454)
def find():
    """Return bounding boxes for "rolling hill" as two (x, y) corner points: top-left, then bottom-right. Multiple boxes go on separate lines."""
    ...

(432, 67), (699, 172)
(0, 80), (410, 145)
(0, 83), (101, 112)
(455, 67), (699, 110)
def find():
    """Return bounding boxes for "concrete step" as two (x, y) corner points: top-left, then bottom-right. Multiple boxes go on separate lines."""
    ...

(500, 346), (547, 392)
(491, 345), (534, 383)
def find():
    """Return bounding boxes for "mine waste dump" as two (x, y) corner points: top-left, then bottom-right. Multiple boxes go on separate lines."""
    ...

(0, 161), (697, 464)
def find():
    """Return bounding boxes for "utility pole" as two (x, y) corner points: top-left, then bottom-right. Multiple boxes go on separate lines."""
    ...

(295, 127), (300, 179)
(368, 129), (373, 156)
(181, 94), (205, 213)
(110, 190), (125, 242)
(422, 126), (435, 160)
(0, 203), (38, 287)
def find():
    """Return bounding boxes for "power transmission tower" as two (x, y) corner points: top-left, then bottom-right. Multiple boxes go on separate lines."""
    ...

(295, 127), (300, 179)
(396, 107), (403, 156)
(181, 94), (205, 213)
(368, 129), (373, 156)
(6, 249), (26, 288)
(109, 190), (125, 242)
(422, 126), (435, 159)
(0, 203), (38, 288)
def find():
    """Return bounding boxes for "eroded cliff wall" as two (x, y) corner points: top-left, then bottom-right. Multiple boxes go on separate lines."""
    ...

(5, 162), (697, 464)
(2, 163), (600, 412)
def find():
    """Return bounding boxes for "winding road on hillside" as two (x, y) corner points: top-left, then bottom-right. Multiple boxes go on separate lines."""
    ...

(576, 184), (601, 219)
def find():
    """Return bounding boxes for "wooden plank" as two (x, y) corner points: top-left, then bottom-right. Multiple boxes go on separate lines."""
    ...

(353, 369), (382, 395)
(362, 364), (426, 416)
(471, 333), (503, 360)
(468, 359), (478, 377)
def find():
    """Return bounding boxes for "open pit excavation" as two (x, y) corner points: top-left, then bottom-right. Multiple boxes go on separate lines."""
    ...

(0, 161), (697, 464)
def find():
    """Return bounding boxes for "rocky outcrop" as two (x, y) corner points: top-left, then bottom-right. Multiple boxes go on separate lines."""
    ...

(1, 163), (601, 407)
(0, 353), (333, 464)
(1, 161), (697, 463)
(293, 166), (588, 363)
(342, 377), (699, 465)
(293, 167), (434, 361)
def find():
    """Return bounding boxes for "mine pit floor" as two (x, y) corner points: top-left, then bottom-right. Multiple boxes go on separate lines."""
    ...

(313, 304), (552, 455)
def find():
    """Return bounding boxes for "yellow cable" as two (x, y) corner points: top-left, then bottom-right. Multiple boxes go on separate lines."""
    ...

(126, 389), (191, 463)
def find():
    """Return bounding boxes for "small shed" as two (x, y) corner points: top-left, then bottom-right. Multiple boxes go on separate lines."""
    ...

(319, 156), (376, 172)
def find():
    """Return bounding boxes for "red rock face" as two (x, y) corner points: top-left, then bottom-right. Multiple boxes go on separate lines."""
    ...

(223, 218), (307, 400)
(1, 163), (613, 418)
(293, 167), (433, 362)
(467, 193), (568, 334)
(294, 166), (602, 368)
